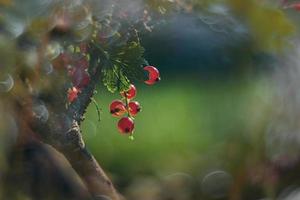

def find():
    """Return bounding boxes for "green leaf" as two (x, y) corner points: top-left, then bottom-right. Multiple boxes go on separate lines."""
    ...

(113, 41), (146, 80)
(102, 65), (131, 93)
(102, 40), (147, 93)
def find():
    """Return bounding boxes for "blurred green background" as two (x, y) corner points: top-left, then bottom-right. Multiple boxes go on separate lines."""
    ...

(82, 74), (275, 199)
(79, 2), (300, 199)
(80, 9), (286, 199)
(2, 0), (300, 199)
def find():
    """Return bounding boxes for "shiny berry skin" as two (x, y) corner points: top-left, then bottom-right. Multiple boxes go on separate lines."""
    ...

(110, 100), (126, 117)
(67, 87), (79, 103)
(144, 66), (160, 85)
(118, 117), (135, 134)
(129, 101), (141, 116)
(121, 84), (137, 99)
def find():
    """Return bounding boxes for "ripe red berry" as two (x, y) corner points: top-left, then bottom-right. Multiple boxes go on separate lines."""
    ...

(144, 66), (160, 85)
(110, 100), (126, 117)
(79, 43), (88, 54)
(67, 87), (79, 102)
(121, 84), (137, 99)
(52, 52), (72, 70)
(292, 3), (300, 11)
(129, 101), (141, 116)
(117, 117), (135, 134)
(71, 68), (90, 89)
(74, 56), (89, 70)
(60, 52), (72, 66)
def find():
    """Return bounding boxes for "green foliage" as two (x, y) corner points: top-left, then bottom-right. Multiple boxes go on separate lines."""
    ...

(112, 41), (146, 80)
(83, 77), (272, 187)
(102, 65), (131, 93)
(182, 0), (295, 51)
(102, 41), (146, 93)
(228, 0), (295, 51)
(146, 0), (176, 14)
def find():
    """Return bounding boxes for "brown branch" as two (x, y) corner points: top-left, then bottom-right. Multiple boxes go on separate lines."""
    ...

(27, 44), (123, 200)
(67, 45), (103, 124)
(57, 121), (121, 200)
(30, 113), (122, 200)
(58, 45), (122, 200)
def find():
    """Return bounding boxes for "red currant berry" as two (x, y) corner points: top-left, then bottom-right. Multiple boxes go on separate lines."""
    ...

(144, 66), (160, 85)
(121, 84), (137, 99)
(52, 52), (72, 70)
(79, 43), (88, 54)
(79, 73), (90, 88)
(292, 3), (300, 11)
(129, 101), (141, 116)
(110, 100), (126, 117)
(74, 56), (89, 70)
(67, 87), (79, 103)
(117, 117), (135, 134)
(71, 68), (90, 89)
(60, 52), (72, 66)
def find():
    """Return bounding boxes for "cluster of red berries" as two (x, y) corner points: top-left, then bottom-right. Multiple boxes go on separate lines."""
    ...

(110, 84), (139, 136)
(54, 43), (90, 103)
(110, 66), (160, 138)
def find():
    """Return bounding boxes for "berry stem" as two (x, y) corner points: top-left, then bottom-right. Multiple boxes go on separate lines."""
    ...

(91, 97), (101, 122)
(124, 93), (132, 118)
(123, 92), (135, 139)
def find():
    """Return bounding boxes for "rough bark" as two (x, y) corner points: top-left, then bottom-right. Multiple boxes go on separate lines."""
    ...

(23, 44), (123, 200)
